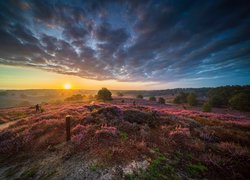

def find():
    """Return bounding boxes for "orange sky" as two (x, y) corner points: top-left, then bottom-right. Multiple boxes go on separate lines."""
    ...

(0, 65), (171, 90)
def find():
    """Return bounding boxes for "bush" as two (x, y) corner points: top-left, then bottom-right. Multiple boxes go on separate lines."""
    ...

(187, 93), (197, 106)
(209, 95), (225, 107)
(158, 97), (165, 104)
(137, 94), (143, 99)
(173, 92), (188, 104)
(229, 93), (250, 111)
(149, 96), (156, 101)
(202, 102), (212, 112)
(96, 88), (112, 101)
(65, 94), (83, 101)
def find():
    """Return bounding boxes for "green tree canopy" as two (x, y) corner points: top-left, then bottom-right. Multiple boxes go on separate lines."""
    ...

(97, 88), (112, 101)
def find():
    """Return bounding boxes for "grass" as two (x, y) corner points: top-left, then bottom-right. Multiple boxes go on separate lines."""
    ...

(39, 170), (57, 180)
(187, 163), (207, 177)
(19, 164), (40, 180)
(4, 165), (22, 178)
(120, 131), (128, 141)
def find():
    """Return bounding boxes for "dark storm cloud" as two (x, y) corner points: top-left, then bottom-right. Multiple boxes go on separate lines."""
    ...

(0, 0), (250, 84)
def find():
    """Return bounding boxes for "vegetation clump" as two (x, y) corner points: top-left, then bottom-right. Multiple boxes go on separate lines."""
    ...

(187, 93), (197, 106)
(173, 92), (188, 104)
(158, 97), (165, 104)
(149, 96), (156, 101)
(65, 94), (83, 101)
(229, 93), (250, 111)
(202, 102), (212, 112)
(96, 88), (112, 101)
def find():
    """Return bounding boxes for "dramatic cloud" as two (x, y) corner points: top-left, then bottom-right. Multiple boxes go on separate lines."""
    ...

(0, 0), (250, 85)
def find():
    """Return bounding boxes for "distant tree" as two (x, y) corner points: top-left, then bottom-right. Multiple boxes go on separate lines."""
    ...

(158, 97), (165, 104)
(209, 95), (225, 107)
(117, 92), (124, 97)
(229, 93), (250, 111)
(149, 96), (156, 101)
(137, 94), (143, 99)
(173, 95), (181, 104)
(173, 92), (188, 104)
(187, 93), (197, 106)
(65, 94), (83, 101)
(202, 102), (212, 112)
(97, 88), (112, 101)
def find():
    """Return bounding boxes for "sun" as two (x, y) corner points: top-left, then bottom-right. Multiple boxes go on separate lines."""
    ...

(64, 83), (72, 90)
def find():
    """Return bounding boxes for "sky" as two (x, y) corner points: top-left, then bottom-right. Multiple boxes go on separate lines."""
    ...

(0, 0), (250, 90)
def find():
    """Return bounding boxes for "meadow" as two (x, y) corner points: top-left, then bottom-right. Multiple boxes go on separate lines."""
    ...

(0, 95), (249, 179)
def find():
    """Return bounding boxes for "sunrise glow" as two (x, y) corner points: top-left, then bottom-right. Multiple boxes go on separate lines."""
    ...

(64, 83), (72, 90)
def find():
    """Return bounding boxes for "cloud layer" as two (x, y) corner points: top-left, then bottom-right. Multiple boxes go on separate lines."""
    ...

(0, 0), (250, 85)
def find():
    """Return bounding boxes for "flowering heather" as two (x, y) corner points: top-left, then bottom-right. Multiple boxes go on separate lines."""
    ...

(0, 101), (249, 179)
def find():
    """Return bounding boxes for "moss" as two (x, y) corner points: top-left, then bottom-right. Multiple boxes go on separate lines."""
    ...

(187, 163), (207, 177)
(120, 131), (128, 141)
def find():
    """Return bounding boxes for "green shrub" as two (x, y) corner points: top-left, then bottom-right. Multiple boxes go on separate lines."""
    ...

(173, 92), (188, 104)
(229, 93), (250, 111)
(120, 131), (128, 141)
(187, 93), (197, 106)
(149, 96), (156, 101)
(96, 88), (112, 101)
(158, 97), (165, 104)
(187, 163), (207, 177)
(202, 102), (212, 112)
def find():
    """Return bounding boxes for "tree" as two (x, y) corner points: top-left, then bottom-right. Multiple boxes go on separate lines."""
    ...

(137, 94), (143, 99)
(97, 88), (112, 101)
(158, 97), (165, 104)
(202, 102), (212, 112)
(149, 96), (156, 101)
(209, 95), (225, 107)
(187, 93), (197, 106)
(229, 93), (250, 111)
(173, 92), (188, 104)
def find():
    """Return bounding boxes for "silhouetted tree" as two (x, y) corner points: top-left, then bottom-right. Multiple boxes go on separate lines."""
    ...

(97, 88), (112, 101)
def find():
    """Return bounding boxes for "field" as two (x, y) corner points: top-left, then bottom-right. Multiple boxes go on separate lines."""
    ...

(0, 98), (249, 179)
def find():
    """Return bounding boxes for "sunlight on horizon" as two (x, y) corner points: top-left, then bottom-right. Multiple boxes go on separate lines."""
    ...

(64, 83), (72, 90)
(0, 65), (168, 90)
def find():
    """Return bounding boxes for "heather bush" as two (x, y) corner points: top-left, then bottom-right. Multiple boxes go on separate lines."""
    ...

(123, 110), (159, 127)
